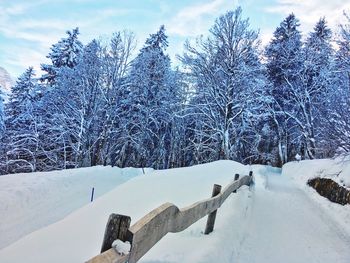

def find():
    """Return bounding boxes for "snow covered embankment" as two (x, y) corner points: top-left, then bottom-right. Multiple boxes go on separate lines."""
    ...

(0, 166), (144, 250)
(231, 164), (350, 263)
(0, 160), (251, 263)
(282, 158), (350, 237)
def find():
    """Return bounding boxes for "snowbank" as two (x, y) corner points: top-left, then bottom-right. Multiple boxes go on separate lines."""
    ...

(0, 160), (250, 263)
(282, 158), (350, 236)
(282, 157), (350, 189)
(0, 165), (144, 249)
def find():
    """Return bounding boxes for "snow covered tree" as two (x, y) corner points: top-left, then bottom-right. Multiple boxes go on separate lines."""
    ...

(41, 28), (83, 85)
(38, 77), (77, 170)
(265, 13), (304, 165)
(299, 17), (333, 158)
(0, 87), (5, 137)
(121, 25), (183, 168)
(4, 68), (42, 173)
(37, 32), (136, 170)
(40, 40), (104, 168)
(326, 12), (350, 153)
(0, 86), (5, 173)
(3, 13), (346, 174)
(96, 31), (136, 166)
(180, 8), (267, 164)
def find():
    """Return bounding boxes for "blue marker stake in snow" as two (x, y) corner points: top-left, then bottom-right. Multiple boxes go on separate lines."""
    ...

(91, 187), (95, 202)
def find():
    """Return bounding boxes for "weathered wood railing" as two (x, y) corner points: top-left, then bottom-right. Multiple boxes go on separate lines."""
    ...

(86, 172), (253, 263)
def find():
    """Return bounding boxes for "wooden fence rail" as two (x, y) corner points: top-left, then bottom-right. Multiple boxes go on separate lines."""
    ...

(86, 172), (253, 263)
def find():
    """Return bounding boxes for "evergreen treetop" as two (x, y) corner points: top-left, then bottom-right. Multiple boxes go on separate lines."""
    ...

(40, 28), (83, 85)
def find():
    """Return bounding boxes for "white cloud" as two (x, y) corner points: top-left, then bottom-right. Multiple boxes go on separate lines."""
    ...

(1, 27), (62, 49)
(2, 45), (49, 79)
(0, 0), (133, 76)
(266, 0), (350, 35)
(167, 0), (238, 37)
(5, 48), (48, 70)
(0, 0), (50, 15)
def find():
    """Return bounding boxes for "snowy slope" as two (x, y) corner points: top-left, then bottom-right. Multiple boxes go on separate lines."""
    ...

(0, 166), (144, 249)
(283, 157), (350, 188)
(0, 161), (249, 262)
(230, 166), (350, 263)
(282, 158), (350, 236)
(0, 160), (349, 263)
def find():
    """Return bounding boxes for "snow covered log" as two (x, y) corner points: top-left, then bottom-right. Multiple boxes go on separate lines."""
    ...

(86, 249), (128, 263)
(308, 178), (350, 205)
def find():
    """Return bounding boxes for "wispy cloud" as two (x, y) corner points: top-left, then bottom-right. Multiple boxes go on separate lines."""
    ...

(167, 0), (238, 37)
(0, 0), (51, 15)
(1, 26), (66, 49)
(266, 0), (350, 35)
(4, 48), (48, 71)
(0, 0), (136, 77)
(2, 0), (348, 78)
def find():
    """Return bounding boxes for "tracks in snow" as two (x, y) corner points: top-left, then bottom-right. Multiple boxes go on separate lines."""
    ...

(233, 167), (350, 263)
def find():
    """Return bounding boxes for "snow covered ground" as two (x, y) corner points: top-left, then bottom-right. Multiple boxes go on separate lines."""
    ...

(283, 156), (350, 188)
(232, 165), (350, 263)
(0, 160), (349, 263)
(283, 157), (350, 237)
(0, 166), (144, 249)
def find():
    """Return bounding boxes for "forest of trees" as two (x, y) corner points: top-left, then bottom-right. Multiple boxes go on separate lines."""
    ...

(1, 7), (350, 174)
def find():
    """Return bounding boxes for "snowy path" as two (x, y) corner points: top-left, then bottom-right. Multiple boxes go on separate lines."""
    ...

(233, 167), (350, 263)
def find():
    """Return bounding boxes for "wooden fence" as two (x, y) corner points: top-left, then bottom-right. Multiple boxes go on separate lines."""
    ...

(86, 172), (253, 263)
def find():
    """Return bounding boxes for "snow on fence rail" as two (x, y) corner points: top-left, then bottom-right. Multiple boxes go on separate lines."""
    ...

(86, 172), (253, 263)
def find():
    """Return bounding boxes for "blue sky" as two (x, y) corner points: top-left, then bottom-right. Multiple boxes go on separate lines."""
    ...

(1, 0), (349, 78)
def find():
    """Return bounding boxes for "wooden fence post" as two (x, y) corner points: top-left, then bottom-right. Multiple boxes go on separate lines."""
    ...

(204, 184), (222, 235)
(101, 214), (131, 253)
(233, 174), (240, 193)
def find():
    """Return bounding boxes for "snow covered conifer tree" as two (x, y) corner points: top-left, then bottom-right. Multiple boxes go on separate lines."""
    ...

(41, 39), (104, 168)
(265, 13), (304, 165)
(124, 25), (181, 168)
(300, 17), (333, 158)
(0, 86), (5, 173)
(4, 68), (41, 173)
(41, 28), (83, 85)
(0, 86), (5, 137)
(327, 12), (350, 153)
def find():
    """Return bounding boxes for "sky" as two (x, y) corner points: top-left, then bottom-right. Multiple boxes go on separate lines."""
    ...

(0, 0), (350, 79)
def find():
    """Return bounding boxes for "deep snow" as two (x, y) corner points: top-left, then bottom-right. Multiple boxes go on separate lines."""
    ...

(283, 158), (350, 237)
(0, 159), (349, 263)
(0, 166), (144, 249)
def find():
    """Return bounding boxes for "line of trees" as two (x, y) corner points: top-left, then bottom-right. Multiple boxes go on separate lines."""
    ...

(1, 7), (350, 174)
